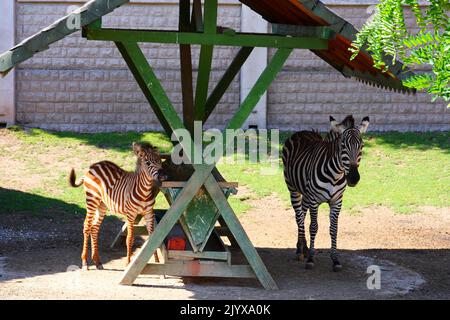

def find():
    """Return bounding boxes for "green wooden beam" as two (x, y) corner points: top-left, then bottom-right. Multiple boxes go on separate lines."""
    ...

(115, 42), (174, 136)
(272, 24), (336, 39)
(0, 0), (128, 76)
(179, 0), (195, 133)
(115, 41), (201, 161)
(226, 48), (293, 130)
(86, 29), (330, 49)
(204, 46), (254, 122)
(168, 250), (229, 261)
(142, 262), (255, 278)
(194, 0), (217, 121)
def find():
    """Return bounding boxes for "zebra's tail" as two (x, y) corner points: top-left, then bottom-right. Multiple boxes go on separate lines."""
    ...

(69, 169), (83, 188)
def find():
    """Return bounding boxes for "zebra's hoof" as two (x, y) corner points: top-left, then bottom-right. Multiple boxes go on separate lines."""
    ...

(332, 263), (342, 272)
(95, 263), (104, 270)
(305, 261), (314, 270)
(297, 253), (306, 261)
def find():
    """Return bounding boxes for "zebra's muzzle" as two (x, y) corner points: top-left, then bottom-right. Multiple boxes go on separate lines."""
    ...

(346, 165), (360, 187)
(157, 169), (168, 182)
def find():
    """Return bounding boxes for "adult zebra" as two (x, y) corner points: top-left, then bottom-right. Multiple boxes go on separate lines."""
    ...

(69, 142), (167, 270)
(282, 115), (369, 271)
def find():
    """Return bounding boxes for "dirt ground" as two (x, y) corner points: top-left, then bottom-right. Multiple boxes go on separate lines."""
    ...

(1, 190), (449, 300)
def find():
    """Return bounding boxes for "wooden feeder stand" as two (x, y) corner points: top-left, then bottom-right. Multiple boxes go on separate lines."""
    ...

(82, 0), (337, 290)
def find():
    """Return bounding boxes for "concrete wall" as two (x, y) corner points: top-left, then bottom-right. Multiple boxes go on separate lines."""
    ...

(7, 0), (450, 132)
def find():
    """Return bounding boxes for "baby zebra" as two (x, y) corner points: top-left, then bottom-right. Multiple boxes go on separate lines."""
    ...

(282, 115), (369, 271)
(69, 142), (167, 270)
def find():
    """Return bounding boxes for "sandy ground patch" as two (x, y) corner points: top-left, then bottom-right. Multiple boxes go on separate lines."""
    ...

(1, 191), (449, 300)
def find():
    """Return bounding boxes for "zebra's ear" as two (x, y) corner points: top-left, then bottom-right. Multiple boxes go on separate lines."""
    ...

(132, 142), (143, 155)
(358, 116), (370, 134)
(330, 116), (344, 133)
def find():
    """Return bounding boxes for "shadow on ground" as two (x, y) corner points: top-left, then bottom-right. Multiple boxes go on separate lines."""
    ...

(1, 188), (449, 299)
(1, 195), (449, 300)
(0, 187), (125, 277)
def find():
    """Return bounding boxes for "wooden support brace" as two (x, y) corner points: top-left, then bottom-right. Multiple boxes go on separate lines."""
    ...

(87, 29), (330, 49)
(203, 175), (278, 290)
(226, 48), (293, 130)
(142, 261), (255, 279)
(194, 0), (217, 121)
(203, 47), (254, 122)
(115, 42), (175, 136)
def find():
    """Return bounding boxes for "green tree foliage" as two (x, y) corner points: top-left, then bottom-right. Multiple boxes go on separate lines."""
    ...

(350, 0), (450, 103)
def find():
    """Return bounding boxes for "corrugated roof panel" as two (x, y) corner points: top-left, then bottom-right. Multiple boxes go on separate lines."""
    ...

(240, 0), (415, 93)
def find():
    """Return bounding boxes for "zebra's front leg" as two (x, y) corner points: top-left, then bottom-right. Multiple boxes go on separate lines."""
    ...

(125, 218), (135, 266)
(306, 204), (319, 269)
(291, 192), (308, 261)
(329, 201), (343, 272)
(143, 210), (160, 263)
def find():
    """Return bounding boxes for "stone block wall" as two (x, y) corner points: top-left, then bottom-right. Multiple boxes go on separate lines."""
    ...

(11, 0), (450, 132)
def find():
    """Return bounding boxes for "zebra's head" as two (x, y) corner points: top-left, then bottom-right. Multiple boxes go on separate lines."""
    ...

(330, 115), (370, 187)
(133, 142), (168, 184)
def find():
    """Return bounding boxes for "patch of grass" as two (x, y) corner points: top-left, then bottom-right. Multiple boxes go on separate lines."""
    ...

(344, 132), (450, 213)
(1, 127), (449, 218)
(8, 126), (173, 154)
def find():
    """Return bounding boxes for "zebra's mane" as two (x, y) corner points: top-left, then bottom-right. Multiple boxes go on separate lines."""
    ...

(135, 141), (156, 150)
(306, 128), (340, 143)
(324, 130), (340, 142)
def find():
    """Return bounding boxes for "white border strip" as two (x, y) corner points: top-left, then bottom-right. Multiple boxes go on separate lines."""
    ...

(0, 0), (15, 125)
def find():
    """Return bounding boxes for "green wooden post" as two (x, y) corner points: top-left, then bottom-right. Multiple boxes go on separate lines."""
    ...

(191, 0), (203, 32)
(194, 0), (217, 121)
(179, 0), (195, 134)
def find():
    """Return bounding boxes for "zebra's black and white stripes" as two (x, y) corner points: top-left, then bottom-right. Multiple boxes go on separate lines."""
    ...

(69, 142), (167, 270)
(282, 115), (369, 271)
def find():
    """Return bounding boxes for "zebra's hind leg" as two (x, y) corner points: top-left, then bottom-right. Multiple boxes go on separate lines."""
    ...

(329, 200), (343, 272)
(291, 192), (308, 261)
(306, 204), (319, 269)
(81, 197), (102, 270)
(81, 210), (94, 270)
(90, 202), (107, 270)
